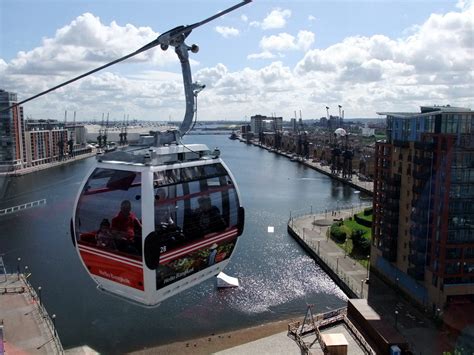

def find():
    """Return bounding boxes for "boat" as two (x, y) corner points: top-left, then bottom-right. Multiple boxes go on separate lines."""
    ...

(229, 131), (238, 140)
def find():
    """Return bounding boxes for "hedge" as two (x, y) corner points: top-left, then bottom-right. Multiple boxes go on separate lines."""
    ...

(354, 214), (372, 228)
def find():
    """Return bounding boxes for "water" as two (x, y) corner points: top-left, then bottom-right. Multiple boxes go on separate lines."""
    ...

(0, 136), (363, 353)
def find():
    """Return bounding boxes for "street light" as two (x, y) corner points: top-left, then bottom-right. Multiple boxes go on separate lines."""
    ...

(360, 279), (364, 298)
(336, 257), (339, 274)
(366, 255), (370, 279)
(52, 314), (57, 336)
(395, 310), (399, 329)
(38, 286), (42, 305)
(17, 257), (21, 279)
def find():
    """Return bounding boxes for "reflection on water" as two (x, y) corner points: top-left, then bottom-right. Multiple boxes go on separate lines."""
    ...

(0, 136), (363, 353)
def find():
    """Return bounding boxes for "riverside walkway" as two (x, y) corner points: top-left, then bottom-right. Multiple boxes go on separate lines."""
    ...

(0, 273), (63, 354)
(245, 140), (374, 195)
(288, 207), (372, 299)
(0, 152), (95, 177)
(288, 208), (449, 355)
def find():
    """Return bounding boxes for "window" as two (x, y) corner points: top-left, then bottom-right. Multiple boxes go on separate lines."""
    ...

(153, 163), (241, 290)
(75, 168), (142, 258)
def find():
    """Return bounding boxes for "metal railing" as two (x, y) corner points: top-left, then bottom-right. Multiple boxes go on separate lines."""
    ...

(20, 274), (64, 354)
(0, 199), (46, 216)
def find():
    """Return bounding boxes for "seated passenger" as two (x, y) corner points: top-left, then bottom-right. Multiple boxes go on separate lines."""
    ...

(112, 200), (142, 254)
(155, 188), (174, 226)
(196, 196), (226, 235)
(96, 218), (116, 249)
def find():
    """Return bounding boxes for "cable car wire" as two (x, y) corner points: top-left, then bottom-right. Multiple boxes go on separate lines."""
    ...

(1, 0), (252, 113)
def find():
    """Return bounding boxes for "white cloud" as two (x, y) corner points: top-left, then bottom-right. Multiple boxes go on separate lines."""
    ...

(247, 51), (276, 60)
(260, 31), (315, 52)
(308, 15), (316, 21)
(241, 14), (248, 22)
(251, 9), (291, 30)
(294, 5), (474, 115)
(4, 12), (177, 78)
(1, 5), (472, 120)
(215, 26), (240, 38)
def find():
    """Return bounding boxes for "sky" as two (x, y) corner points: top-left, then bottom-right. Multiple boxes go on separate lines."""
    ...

(0, 0), (473, 122)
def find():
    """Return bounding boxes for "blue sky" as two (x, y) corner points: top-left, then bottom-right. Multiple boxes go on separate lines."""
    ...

(0, 0), (472, 121)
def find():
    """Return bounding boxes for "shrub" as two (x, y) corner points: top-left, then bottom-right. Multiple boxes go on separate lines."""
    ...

(331, 224), (346, 243)
(363, 207), (373, 216)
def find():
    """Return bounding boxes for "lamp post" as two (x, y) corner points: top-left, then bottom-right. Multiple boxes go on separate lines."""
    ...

(52, 314), (57, 336)
(395, 310), (399, 329)
(336, 257), (339, 274)
(318, 240), (320, 254)
(366, 255), (370, 279)
(360, 279), (364, 298)
(17, 257), (21, 280)
(38, 286), (42, 305)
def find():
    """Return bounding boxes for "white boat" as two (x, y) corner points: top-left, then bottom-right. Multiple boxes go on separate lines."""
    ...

(216, 272), (239, 288)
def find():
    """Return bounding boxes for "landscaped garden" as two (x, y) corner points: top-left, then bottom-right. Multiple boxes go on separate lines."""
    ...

(329, 207), (373, 268)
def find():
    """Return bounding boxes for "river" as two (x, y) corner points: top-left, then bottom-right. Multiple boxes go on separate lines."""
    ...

(0, 135), (365, 353)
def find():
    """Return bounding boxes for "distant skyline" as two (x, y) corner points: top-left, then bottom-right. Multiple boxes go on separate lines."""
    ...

(0, 0), (472, 121)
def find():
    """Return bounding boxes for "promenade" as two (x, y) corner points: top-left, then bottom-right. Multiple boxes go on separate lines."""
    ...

(245, 140), (374, 195)
(289, 208), (452, 354)
(0, 273), (63, 354)
(0, 152), (95, 177)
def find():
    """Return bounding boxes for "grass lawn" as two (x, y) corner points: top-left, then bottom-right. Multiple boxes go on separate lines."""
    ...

(330, 211), (373, 268)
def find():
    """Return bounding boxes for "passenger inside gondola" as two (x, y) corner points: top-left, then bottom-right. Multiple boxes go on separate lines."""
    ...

(196, 196), (226, 235)
(111, 200), (142, 255)
(96, 218), (116, 249)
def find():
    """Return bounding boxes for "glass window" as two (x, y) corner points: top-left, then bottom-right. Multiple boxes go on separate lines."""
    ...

(75, 168), (142, 258)
(152, 163), (241, 290)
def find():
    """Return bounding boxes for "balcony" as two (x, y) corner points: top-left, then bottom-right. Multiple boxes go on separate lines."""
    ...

(413, 156), (432, 166)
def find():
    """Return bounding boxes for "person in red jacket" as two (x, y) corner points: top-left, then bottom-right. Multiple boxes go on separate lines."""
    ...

(112, 200), (142, 254)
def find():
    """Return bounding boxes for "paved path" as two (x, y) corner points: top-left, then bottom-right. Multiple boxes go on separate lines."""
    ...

(0, 274), (63, 354)
(289, 208), (371, 298)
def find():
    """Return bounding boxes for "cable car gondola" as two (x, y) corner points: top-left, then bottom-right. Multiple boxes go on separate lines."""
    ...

(73, 141), (244, 305)
(0, 1), (252, 306)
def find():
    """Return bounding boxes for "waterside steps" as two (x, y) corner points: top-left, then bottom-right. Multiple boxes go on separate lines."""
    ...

(0, 199), (47, 216)
(0, 272), (64, 354)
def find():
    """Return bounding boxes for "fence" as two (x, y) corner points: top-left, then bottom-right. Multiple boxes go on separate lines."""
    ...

(0, 199), (46, 216)
(291, 223), (368, 298)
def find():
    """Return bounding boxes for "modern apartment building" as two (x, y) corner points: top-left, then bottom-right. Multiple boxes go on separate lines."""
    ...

(0, 89), (90, 172)
(0, 89), (26, 171)
(372, 105), (474, 313)
(250, 114), (283, 134)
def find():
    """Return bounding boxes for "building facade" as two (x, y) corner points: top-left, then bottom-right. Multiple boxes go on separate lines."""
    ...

(0, 89), (91, 172)
(0, 89), (26, 171)
(372, 106), (474, 312)
(250, 115), (283, 134)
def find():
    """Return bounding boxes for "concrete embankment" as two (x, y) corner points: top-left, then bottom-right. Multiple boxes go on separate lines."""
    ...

(287, 208), (371, 300)
(0, 152), (95, 177)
